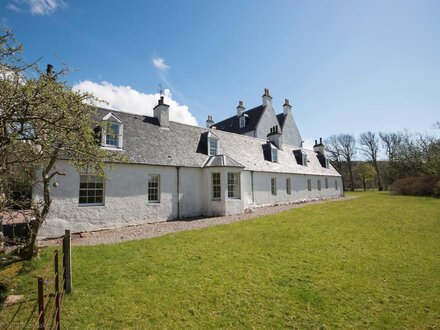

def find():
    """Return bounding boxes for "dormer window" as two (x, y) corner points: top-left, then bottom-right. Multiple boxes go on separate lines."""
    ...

(302, 153), (308, 166)
(271, 147), (278, 163)
(239, 116), (246, 128)
(293, 150), (307, 166)
(102, 113), (123, 149)
(209, 137), (218, 156)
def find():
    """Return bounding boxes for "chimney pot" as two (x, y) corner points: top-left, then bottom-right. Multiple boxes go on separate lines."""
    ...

(46, 64), (54, 76)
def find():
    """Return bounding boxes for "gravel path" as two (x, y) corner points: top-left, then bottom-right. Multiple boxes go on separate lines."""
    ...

(40, 196), (356, 247)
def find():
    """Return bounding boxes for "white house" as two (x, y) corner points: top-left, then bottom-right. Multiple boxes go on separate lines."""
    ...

(37, 89), (343, 238)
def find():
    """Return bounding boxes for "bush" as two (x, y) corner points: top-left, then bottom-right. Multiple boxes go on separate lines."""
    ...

(390, 176), (438, 196)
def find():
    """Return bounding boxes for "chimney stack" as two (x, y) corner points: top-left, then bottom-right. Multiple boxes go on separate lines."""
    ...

(283, 98), (292, 115)
(153, 96), (170, 128)
(46, 64), (54, 77)
(262, 88), (272, 107)
(236, 100), (245, 117)
(206, 115), (215, 128)
(313, 137), (325, 154)
(267, 125), (283, 150)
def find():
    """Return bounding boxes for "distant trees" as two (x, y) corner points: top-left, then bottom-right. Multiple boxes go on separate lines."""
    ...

(359, 132), (383, 191)
(324, 124), (440, 196)
(325, 134), (356, 191)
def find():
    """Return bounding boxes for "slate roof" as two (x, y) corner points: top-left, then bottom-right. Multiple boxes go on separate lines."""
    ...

(276, 113), (287, 128)
(96, 108), (341, 177)
(212, 105), (265, 134)
(204, 155), (244, 168)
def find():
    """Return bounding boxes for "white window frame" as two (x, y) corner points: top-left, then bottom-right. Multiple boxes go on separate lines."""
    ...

(302, 153), (308, 166)
(102, 113), (123, 149)
(79, 174), (105, 206)
(325, 158), (330, 169)
(148, 174), (160, 203)
(208, 138), (218, 156)
(227, 172), (240, 199)
(286, 178), (291, 195)
(239, 116), (246, 128)
(271, 177), (277, 195)
(271, 147), (278, 163)
(212, 172), (221, 200)
(307, 179), (312, 191)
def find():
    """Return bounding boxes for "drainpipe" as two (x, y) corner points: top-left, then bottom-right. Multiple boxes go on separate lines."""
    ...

(176, 166), (180, 219)
(251, 171), (254, 203)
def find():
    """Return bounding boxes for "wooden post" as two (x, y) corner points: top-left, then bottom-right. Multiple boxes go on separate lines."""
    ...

(37, 277), (45, 330)
(63, 229), (72, 293)
(54, 250), (60, 330)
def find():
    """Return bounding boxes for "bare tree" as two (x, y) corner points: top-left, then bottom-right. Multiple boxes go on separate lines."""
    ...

(359, 131), (383, 191)
(379, 132), (402, 162)
(325, 135), (343, 173)
(337, 134), (357, 191)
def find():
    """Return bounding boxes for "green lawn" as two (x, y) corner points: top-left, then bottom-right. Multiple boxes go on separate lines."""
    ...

(1, 192), (440, 328)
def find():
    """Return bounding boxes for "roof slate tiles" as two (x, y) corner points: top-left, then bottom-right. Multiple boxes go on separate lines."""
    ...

(97, 108), (341, 177)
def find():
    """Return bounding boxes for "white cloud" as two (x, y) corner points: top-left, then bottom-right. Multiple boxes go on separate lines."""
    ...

(7, 0), (66, 15)
(152, 57), (169, 71)
(72, 80), (198, 126)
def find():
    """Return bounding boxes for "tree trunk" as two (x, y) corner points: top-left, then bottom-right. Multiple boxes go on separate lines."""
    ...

(347, 157), (355, 191)
(372, 158), (383, 191)
(362, 175), (367, 191)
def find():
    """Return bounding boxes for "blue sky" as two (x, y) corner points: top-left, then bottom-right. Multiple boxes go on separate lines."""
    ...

(2, 0), (439, 146)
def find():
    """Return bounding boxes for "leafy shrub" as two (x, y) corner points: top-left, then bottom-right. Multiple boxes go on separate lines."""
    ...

(390, 176), (438, 196)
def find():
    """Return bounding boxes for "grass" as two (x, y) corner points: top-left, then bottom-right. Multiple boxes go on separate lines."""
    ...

(1, 191), (440, 328)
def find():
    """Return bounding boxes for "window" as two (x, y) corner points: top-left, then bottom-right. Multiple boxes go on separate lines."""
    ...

(79, 174), (104, 206)
(212, 173), (221, 200)
(325, 158), (330, 169)
(307, 179), (312, 191)
(302, 153), (308, 166)
(325, 178), (329, 189)
(286, 178), (291, 195)
(335, 180), (338, 190)
(318, 179), (322, 191)
(105, 122), (120, 147)
(271, 148), (278, 163)
(8, 121), (35, 140)
(102, 113), (123, 149)
(148, 175), (160, 203)
(209, 138), (218, 156)
(228, 172), (240, 199)
(239, 116), (246, 128)
(271, 177), (277, 195)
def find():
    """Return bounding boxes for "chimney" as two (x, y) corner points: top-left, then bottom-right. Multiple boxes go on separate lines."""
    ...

(262, 88), (272, 107)
(206, 115), (214, 128)
(283, 98), (292, 115)
(236, 100), (245, 117)
(313, 137), (325, 154)
(46, 64), (54, 77)
(267, 125), (283, 150)
(153, 96), (170, 128)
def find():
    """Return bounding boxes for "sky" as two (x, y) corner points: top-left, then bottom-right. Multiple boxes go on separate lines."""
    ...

(1, 0), (439, 148)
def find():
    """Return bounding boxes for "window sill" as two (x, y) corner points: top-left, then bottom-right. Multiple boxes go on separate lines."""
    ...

(78, 203), (105, 207)
(148, 201), (160, 204)
(101, 145), (124, 151)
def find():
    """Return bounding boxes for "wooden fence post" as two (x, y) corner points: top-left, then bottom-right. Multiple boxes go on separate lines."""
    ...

(37, 277), (45, 330)
(63, 229), (72, 293)
(54, 250), (60, 330)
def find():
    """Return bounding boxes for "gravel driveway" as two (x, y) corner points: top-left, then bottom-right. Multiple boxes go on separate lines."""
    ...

(41, 196), (355, 247)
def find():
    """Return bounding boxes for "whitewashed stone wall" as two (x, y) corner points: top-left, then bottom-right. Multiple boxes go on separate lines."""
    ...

(37, 161), (342, 238)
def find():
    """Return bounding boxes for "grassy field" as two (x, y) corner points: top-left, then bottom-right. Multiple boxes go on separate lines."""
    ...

(1, 192), (440, 328)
